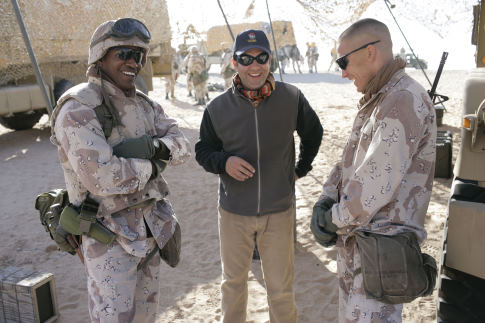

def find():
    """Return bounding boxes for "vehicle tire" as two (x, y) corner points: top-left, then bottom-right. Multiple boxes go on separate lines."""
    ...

(135, 76), (148, 94)
(437, 230), (485, 322)
(54, 79), (75, 102)
(0, 110), (44, 130)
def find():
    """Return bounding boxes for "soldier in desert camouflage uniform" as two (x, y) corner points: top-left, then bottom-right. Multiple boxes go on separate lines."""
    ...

(164, 47), (182, 100)
(50, 18), (190, 322)
(312, 19), (436, 322)
(183, 46), (209, 105)
(220, 46), (235, 89)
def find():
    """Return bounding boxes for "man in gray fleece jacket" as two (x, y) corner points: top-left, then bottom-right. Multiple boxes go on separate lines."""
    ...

(195, 29), (323, 323)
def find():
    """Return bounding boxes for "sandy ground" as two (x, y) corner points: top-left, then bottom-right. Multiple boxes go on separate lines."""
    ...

(0, 66), (466, 322)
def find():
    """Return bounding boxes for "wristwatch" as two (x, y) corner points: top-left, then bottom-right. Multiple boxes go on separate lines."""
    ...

(152, 137), (161, 150)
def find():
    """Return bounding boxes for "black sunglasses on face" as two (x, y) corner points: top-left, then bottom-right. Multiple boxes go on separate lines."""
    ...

(233, 52), (270, 66)
(336, 40), (380, 70)
(113, 47), (144, 64)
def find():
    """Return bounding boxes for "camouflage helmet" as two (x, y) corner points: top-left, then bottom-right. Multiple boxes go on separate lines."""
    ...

(189, 46), (199, 54)
(88, 18), (151, 66)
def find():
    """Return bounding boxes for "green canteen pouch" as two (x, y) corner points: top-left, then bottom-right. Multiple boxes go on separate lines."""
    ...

(59, 205), (83, 235)
(354, 231), (437, 304)
(60, 205), (116, 245)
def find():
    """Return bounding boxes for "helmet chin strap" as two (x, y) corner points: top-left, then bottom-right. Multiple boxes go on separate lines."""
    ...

(95, 63), (122, 127)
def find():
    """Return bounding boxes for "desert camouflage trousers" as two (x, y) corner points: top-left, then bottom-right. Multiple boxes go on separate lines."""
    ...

(337, 238), (402, 323)
(82, 236), (161, 323)
(193, 81), (208, 104)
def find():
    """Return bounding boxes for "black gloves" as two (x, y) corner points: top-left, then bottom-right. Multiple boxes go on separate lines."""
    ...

(112, 135), (171, 179)
(112, 135), (171, 161)
(310, 197), (338, 247)
(152, 138), (171, 160)
(150, 159), (167, 179)
(112, 134), (155, 159)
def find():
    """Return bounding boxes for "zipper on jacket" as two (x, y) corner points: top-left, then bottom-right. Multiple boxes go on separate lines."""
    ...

(254, 108), (262, 216)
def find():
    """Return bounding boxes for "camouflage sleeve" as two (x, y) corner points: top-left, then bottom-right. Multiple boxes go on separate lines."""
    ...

(55, 101), (152, 196)
(332, 90), (424, 230)
(151, 101), (191, 166)
(319, 162), (342, 202)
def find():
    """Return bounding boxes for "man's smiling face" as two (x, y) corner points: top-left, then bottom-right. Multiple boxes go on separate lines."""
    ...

(233, 48), (271, 90)
(98, 46), (143, 92)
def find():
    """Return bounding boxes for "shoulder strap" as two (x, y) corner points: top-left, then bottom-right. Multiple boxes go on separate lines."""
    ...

(54, 87), (153, 140)
(93, 91), (154, 139)
(135, 90), (156, 109)
(93, 103), (114, 139)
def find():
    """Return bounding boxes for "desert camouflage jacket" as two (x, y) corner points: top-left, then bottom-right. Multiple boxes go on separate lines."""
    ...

(184, 53), (207, 83)
(51, 76), (190, 255)
(320, 70), (436, 243)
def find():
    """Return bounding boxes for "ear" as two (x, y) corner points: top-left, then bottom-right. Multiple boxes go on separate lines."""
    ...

(232, 59), (238, 69)
(367, 44), (377, 61)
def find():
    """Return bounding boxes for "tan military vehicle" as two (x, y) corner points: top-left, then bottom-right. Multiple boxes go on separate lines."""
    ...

(437, 1), (485, 321)
(0, 0), (173, 130)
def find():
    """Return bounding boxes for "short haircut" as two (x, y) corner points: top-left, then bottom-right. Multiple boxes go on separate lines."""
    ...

(339, 18), (392, 50)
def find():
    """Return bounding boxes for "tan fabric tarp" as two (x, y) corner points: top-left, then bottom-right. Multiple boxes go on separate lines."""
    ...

(1, 0), (171, 84)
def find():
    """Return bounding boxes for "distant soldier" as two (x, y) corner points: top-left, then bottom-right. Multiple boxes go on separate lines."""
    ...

(220, 46), (235, 89)
(165, 48), (182, 99)
(399, 47), (406, 60)
(328, 40), (338, 72)
(183, 46), (209, 105)
(306, 42), (319, 73)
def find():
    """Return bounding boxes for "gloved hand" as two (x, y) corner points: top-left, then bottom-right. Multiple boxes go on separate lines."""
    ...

(318, 208), (338, 234)
(150, 159), (167, 179)
(112, 134), (155, 159)
(310, 197), (338, 247)
(152, 138), (171, 161)
(112, 135), (171, 161)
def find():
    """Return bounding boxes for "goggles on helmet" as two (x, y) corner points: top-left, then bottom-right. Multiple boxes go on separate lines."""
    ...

(91, 18), (151, 48)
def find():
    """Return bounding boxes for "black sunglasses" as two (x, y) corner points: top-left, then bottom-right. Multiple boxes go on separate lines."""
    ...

(336, 40), (380, 70)
(91, 18), (151, 47)
(233, 52), (270, 66)
(113, 47), (144, 64)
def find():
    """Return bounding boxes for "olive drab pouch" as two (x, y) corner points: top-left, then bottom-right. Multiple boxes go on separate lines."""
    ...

(354, 231), (437, 304)
(35, 189), (76, 255)
(159, 221), (181, 268)
(59, 197), (116, 245)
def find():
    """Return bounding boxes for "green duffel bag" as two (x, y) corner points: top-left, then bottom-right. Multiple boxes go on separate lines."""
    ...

(354, 231), (437, 304)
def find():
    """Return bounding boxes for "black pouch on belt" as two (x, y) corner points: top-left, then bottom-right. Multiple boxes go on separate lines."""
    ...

(354, 231), (437, 304)
(159, 221), (181, 268)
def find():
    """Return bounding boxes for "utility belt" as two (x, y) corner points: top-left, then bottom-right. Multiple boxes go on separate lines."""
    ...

(61, 197), (181, 269)
(60, 196), (115, 245)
